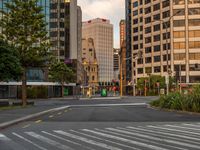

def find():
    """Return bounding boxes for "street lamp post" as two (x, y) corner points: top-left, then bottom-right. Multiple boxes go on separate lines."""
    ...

(153, 10), (183, 95)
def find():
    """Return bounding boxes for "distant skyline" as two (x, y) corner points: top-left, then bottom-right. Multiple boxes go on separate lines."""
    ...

(77, 0), (125, 48)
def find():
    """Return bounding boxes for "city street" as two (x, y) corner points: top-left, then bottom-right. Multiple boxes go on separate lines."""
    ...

(0, 97), (200, 150)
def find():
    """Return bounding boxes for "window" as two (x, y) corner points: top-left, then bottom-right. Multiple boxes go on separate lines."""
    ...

(174, 53), (186, 60)
(145, 37), (151, 43)
(163, 43), (171, 50)
(154, 24), (160, 31)
(153, 3), (160, 11)
(145, 0), (151, 5)
(133, 27), (138, 33)
(189, 53), (200, 60)
(145, 67), (152, 74)
(154, 35), (160, 42)
(189, 19), (200, 26)
(173, 9), (185, 16)
(154, 56), (161, 62)
(154, 45), (160, 52)
(153, 14), (160, 21)
(133, 36), (138, 41)
(145, 27), (151, 34)
(163, 10), (170, 19)
(145, 17), (151, 24)
(163, 32), (170, 40)
(173, 20), (185, 27)
(174, 42), (186, 49)
(162, 0), (170, 8)
(133, 44), (139, 50)
(189, 30), (200, 37)
(133, 10), (138, 16)
(163, 54), (171, 61)
(145, 7), (151, 14)
(173, 0), (185, 5)
(133, 19), (138, 24)
(154, 66), (161, 73)
(138, 68), (143, 74)
(174, 31), (185, 38)
(133, 1), (138, 7)
(188, 0), (200, 4)
(163, 21), (170, 29)
(189, 41), (200, 48)
(145, 47), (152, 53)
(145, 57), (152, 63)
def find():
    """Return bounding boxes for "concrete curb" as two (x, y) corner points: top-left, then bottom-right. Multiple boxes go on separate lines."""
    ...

(79, 97), (121, 100)
(0, 106), (70, 130)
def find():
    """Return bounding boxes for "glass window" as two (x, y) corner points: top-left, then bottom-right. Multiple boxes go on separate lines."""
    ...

(173, 0), (185, 5)
(173, 9), (185, 16)
(173, 20), (185, 27)
(174, 42), (186, 49)
(188, 8), (200, 15)
(189, 19), (200, 26)
(189, 41), (200, 48)
(188, 0), (200, 4)
(173, 31), (185, 38)
(174, 53), (186, 60)
(189, 30), (200, 37)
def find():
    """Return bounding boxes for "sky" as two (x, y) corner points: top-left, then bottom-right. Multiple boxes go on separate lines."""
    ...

(77, 0), (125, 48)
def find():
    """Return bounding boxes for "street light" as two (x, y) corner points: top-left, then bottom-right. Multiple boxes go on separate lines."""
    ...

(153, 10), (183, 95)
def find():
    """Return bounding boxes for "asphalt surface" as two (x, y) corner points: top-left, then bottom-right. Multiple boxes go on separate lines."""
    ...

(1, 96), (200, 150)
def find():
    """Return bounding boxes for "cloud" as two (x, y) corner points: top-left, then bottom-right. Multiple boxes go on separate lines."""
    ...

(77, 0), (125, 48)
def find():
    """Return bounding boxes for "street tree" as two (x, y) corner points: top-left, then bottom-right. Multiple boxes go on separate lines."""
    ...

(0, 0), (50, 106)
(49, 61), (75, 97)
(0, 39), (21, 81)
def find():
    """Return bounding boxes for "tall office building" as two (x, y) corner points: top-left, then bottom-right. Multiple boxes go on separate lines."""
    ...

(82, 18), (114, 82)
(125, 0), (132, 84)
(129, 0), (200, 85)
(50, 0), (80, 61)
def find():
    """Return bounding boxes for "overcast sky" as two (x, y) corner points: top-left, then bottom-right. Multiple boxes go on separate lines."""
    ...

(77, 0), (125, 48)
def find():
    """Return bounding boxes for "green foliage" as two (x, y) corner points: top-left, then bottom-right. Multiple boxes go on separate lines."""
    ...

(151, 85), (200, 113)
(27, 86), (48, 99)
(49, 61), (75, 84)
(0, 40), (21, 81)
(0, 0), (50, 68)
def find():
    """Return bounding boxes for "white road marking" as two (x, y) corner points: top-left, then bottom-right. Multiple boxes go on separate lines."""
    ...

(0, 133), (11, 141)
(148, 125), (200, 136)
(182, 123), (200, 128)
(42, 131), (93, 150)
(26, 132), (74, 150)
(12, 132), (47, 150)
(107, 127), (200, 150)
(164, 124), (200, 132)
(95, 128), (185, 150)
(83, 129), (168, 150)
(70, 130), (139, 150)
(54, 130), (122, 150)
(127, 126), (200, 144)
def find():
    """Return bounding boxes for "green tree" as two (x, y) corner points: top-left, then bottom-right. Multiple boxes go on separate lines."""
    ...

(49, 61), (75, 97)
(0, 39), (21, 81)
(0, 0), (50, 106)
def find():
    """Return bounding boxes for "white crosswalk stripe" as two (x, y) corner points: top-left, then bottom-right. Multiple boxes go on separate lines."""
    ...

(0, 122), (200, 150)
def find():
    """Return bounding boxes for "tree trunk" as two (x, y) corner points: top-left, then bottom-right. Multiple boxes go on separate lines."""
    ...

(61, 82), (64, 97)
(22, 68), (27, 106)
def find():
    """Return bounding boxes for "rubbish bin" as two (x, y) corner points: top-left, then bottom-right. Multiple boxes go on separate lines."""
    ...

(101, 89), (107, 97)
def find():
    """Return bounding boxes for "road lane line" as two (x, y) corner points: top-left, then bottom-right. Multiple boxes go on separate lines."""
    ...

(182, 123), (200, 128)
(22, 124), (31, 129)
(26, 132), (74, 150)
(127, 126), (200, 144)
(164, 125), (200, 132)
(49, 115), (54, 118)
(0, 133), (11, 141)
(147, 125), (200, 136)
(35, 120), (42, 124)
(83, 129), (168, 150)
(70, 130), (138, 150)
(12, 132), (47, 150)
(54, 130), (122, 150)
(57, 112), (62, 115)
(94, 128), (184, 150)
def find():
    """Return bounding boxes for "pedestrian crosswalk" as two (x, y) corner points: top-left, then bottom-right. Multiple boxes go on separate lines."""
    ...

(1, 122), (200, 150)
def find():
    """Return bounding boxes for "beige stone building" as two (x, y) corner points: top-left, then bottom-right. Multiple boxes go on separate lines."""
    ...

(82, 18), (114, 82)
(130, 0), (200, 85)
(82, 38), (99, 86)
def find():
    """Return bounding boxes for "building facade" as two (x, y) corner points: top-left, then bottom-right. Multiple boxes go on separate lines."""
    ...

(120, 20), (126, 47)
(50, 0), (79, 61)
(82, 18), (114, 82)
(129, 0), (200, 85)
(113, 48), (120, 80)
(82, 38), (99, 87)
